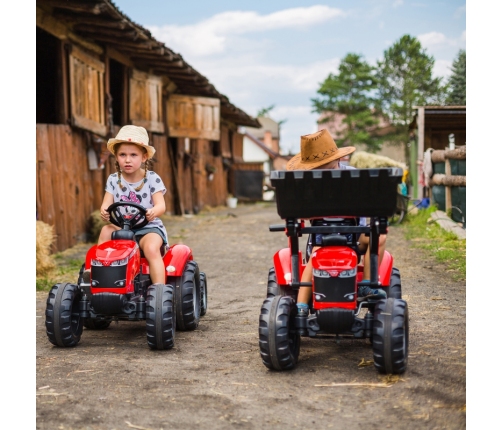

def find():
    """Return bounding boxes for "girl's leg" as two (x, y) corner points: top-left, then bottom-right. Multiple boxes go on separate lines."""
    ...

(139, 233), (165, 284)
(98, 224), (120, 245)
(297, 246), (320, 306)
(359, 234), (387, 280)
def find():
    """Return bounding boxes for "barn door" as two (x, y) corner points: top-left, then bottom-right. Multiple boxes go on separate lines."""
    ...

(167, 95), (220, 141)
(68, 45), (107, 136)
(129, 69), (164, 133)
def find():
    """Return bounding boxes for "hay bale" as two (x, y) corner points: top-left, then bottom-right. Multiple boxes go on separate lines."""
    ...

(89, 210), (107, 242)
(36, 221), (56, 277)
(350, 151), (407, 170)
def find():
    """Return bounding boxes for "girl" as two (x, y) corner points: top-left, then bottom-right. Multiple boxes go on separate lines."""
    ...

(89, 125), (168, 285)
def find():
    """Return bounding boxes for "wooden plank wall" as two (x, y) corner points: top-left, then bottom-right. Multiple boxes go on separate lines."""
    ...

(36, 124), (105, 252)
(151, 134), (175, 215)
(191, 139), (227, 210)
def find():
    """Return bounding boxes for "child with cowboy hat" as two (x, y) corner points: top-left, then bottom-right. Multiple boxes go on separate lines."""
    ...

(83, 125), (168, 285)
(286, 129), (387, 321)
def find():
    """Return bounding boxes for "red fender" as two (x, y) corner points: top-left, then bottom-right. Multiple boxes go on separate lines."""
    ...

(163, 244), (193, 278)
(378, 250), (393, 286)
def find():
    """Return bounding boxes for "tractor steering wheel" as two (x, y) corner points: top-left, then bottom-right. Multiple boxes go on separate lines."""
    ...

(107, 202), (149, 231)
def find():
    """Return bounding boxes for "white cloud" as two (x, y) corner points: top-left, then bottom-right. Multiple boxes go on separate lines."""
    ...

(418, 31), (450, 48)
(197, 56), (341, 96)
(433, 59), (453, 79)
(148, 6), (345, 57)
(418, 30), (466, 52)
(393, 0), (404, 7)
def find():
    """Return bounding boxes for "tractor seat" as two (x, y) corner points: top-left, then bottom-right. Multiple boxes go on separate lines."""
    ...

(111, 230), (168, 257)
(111, 230), (136, 241)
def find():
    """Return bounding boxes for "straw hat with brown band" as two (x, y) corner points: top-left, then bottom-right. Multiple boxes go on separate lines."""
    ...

(286, 129), (356, 170)
(107, 125), (156, 160)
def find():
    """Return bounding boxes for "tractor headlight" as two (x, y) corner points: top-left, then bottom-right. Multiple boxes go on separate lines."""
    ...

(339, 268), (357, 278)
(91, 259), (103, 266)
(313, 268), (330, 278)
(111, 258), (128, 266)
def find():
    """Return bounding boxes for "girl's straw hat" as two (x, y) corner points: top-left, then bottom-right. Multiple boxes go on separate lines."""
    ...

(286, 129), (355, 170)
(107, 125), (156, 160)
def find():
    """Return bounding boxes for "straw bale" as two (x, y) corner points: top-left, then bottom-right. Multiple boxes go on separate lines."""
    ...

(89, 210), (107, 242)
(350, 151), (407, 170)
(36, 221), (56, 277)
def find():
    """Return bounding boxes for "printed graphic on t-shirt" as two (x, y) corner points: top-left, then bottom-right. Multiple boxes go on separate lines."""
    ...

(120, 191), (142, 204)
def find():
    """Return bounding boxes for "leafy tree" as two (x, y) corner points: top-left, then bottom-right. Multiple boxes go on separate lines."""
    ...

(376, 35), (447, 163)
(446, 49), (466, 105)
(257, 105), (275, 117)
(311, 53), (383, 152)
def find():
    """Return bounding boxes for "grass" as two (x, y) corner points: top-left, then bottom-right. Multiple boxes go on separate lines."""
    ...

(36, 254), (85, 292)
(398, 204), (466, 281)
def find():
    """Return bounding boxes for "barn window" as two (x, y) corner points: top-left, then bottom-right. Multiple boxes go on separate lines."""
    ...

(68, 45), (107, 136)
(167, 94), (220, 141)
(129, 69), (164, 133)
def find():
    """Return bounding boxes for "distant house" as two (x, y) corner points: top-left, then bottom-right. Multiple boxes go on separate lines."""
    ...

(317, 112), (404, 165)
(233, 116), (290, 200)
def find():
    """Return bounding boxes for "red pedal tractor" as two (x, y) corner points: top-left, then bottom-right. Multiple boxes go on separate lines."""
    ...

(258, 168), (409, 374)
(45, 202), (208, 350)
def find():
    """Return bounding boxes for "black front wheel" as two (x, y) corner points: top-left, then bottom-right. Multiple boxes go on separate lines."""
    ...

(145, 284), (175, 350)
(387, 267), (402, 299)
(372, 298), (409, 374)
(258, 296), (300, 371)
(45, 283), (83, 347)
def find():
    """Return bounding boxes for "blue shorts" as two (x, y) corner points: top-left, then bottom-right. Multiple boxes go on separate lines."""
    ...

(132, 227), (168, 245)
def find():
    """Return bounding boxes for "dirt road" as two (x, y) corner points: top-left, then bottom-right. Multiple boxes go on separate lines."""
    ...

(36, 202), (466, 429)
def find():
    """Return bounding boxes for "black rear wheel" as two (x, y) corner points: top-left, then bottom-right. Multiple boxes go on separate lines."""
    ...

(258, 296), (300, 371)
(266, 267), (293, 298)
(387, 267), (402, 299)
(145, 283), (175, 350)
(372, 298), (409, 374)
(45, 283), (83, 347)
(175, 260), (201, 331)
(200, 271), (208, 317)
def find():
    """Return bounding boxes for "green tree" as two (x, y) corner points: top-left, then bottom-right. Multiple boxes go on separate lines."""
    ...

(311, 53), (383, 152)
(446, 49), (466, 105)
(257, 105), (275, 117)
(376, 35), (447, 163)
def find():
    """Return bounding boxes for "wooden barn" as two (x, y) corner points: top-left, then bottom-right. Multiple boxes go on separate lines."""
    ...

(36, 0), (260, 252)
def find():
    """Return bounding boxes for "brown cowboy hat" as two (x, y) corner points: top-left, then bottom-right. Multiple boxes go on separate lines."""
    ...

(107, 125), (156, 160)
(286, 129), (355, 170)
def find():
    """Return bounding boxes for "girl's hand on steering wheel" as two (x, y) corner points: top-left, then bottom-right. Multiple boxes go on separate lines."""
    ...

(146, 208), (156, 222)
(100, 208), (110, 221)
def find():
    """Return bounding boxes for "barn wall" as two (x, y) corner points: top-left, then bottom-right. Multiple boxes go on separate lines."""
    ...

(36, 124), (106, 251)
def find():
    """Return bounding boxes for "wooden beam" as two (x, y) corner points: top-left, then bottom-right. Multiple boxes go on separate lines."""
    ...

(42, 1), (109, 15)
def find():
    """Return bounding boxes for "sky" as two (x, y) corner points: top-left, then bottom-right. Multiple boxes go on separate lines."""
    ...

(111, 0), (466, 154)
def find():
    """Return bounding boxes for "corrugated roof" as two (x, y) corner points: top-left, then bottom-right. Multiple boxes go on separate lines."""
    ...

(37, 0), (260, 128)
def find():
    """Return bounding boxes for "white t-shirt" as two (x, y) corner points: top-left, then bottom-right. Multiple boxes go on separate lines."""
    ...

(105, 171), (168, 241)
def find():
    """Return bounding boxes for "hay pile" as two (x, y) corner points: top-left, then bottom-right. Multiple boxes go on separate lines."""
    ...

(36, 221), (56, 277)
(89, 210), (107, 242)
(350, 151), (406, 170)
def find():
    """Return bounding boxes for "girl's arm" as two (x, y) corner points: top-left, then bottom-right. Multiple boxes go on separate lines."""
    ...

(146, 192), (166, 221)
(100, 192), (114, 221)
